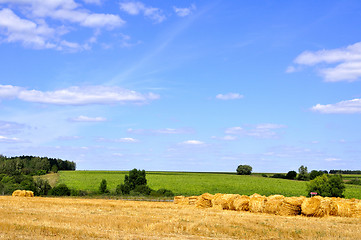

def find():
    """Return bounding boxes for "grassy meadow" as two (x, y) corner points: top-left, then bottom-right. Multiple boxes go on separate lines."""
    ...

(57, 171), (361, 199)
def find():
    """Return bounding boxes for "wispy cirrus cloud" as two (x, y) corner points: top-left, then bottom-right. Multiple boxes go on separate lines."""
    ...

(0, 135), (23, 143)
(311, 98), (361, 114)
(0, 120), (26, 135)
(0, 85), (159, 105)
(97, 137), (139, 143)
(288, 41), (361, 82)
(225, 124), (286, 139)
(127, 127), (193, 135)
(173, 4), (196, 17)
(69, 116), (107, 122)
(119, 1), (165, 23)
(216, 93), (244, 100)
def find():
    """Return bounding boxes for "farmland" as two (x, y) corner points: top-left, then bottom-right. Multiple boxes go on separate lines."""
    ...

(57, 171), (361, 199)
(1, 196), (361, 239)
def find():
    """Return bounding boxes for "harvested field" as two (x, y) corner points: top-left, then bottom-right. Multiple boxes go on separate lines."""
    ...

(175, 193), (361, 218)
(0, 196), (361, 239)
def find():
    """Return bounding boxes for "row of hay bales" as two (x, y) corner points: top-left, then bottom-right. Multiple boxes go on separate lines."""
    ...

(12, 190), (34, 197)
(174, 193), (361, 218)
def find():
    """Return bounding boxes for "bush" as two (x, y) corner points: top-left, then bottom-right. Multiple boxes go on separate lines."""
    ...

(236, 165), (252, 175)
(50, 184), (71, 196)
(116, 169), (147, 195)
(285, 171), (297, 180)
(34, 178), (52, 196)
(262, 174), (268, 178)
(307, 174), (345, 198)
(309, 170), (325, 180)
(70, 189), (88, 196)
(131, 185), (152, 196)
(152, 188), (174, 197)
(271, 173), (285, 179)
(99, 179), (109, 194)
(347, 178), (361, 185)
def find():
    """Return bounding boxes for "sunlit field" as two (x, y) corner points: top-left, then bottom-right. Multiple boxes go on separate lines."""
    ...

(58, 171), (361, 199)
(1, 196), (360, 239)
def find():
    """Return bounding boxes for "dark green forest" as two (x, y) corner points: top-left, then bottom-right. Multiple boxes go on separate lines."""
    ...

(0, 155), (75, 195)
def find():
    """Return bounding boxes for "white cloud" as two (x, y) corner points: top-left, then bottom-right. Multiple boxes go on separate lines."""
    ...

(225, 124), (286, 139)
(69, 116), (107, 122)
(225, 127), (243, 134)
(0, 85), (159, 105)
(0, 1), (124, 50)
(173, 4), (196, 17)
(221, 135), (238, 141)
(181, 140), (205, 145)
(0, 121), (26, 135)
(291, 41), (361, 82)
(325, 157), (341, 162)
(127, 127), (193, 135)
(0, 135), (22, 143)
(0, 8), (56, 49)
(97, 137), (139, 143)
(216, 93), (244, 100)
(311, 98), (361, 114)
(119, 1), (165, 23)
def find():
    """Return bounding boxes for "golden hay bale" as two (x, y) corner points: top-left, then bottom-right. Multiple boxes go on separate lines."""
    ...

(12, 190), (26, 197)
(233, 195), (250, 211)
(264, 195), (284, 215)
(224, 194), (240, 210)
(355, 201), (361, 217)
(278, 196), (305, 216)
(25, 191), (34, 197)
(249, 193), (267, 213)
(330, 198), (356, 217)
(212, 193), (227, 210)
(301, 196), (331, 217)
(196, 193), (214, 208)
(187, 196), (199, 205)
(174, 196), (187, 205)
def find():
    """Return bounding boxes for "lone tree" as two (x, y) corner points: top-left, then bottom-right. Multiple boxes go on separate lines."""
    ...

(307, 174), (345, 197)
(236, 165), (252, 175)
(99, 179), (109, 194)
(297, 165), (309, 181)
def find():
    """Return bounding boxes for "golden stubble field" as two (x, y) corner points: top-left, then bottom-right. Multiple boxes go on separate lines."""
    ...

(0, 196), (360, 240)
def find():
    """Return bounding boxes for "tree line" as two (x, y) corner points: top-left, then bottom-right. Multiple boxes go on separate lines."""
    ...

(0, 155), (76, 176)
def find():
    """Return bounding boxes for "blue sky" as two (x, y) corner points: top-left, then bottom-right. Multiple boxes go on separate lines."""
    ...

(1, 0), (361, 172)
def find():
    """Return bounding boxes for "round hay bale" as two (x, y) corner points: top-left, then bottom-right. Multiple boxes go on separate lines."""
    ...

(25, 191), (34, 197)
(224, 194), (239, 210)
(279, 196), (305, 216)
(301, 196), (331, 217)
(249, 193), (267, 213)
(301, 196), (321, 216)
(233, 195), (250, 211)
(12, 190), (27, 197)
(314, 197), (332, 217)
(196, 193), (214, 208)
(264, 195), (284, 215)
(212, 193), (226, 210)
(330, 198), (356, 217)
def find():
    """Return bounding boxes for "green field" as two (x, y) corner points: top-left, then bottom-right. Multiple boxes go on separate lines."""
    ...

(57, 171), (361, 199)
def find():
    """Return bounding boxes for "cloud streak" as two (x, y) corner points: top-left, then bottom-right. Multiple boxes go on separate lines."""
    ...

(119, 1), (166, 23)
(216, 93), (244, 100)
(0, 85), (159, 105)
(225, 124), (286, 139)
